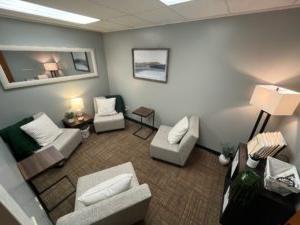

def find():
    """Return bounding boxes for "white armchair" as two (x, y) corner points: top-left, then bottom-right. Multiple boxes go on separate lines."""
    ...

(56, 162), (152, 225)
(93, 97), (125, 133)
(34, 113), (82, 159)
(150, 115), (200, 166)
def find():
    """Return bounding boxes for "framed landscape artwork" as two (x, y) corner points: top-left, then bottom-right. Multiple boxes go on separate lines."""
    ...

(132, 48), (169, 83)
(71, 52), (90, 72)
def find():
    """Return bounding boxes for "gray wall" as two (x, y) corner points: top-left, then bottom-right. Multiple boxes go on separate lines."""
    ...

(0, 18), (109, 129)
(103, 8), (300, 152)
(0, 18), (110, 225)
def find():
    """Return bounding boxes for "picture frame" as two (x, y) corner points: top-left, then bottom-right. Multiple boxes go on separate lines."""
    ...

(132, 48), (169, 83)
(71, 52), (90, 72)
(0, 45), (98, 90)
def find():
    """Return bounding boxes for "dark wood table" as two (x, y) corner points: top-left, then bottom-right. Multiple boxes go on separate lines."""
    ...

(17, 147), (75, 220)
(17, 147), (64, 181)
(220, 143), (296, 225)
(132, 106), (155, 140)
(62, 113), (93, 130)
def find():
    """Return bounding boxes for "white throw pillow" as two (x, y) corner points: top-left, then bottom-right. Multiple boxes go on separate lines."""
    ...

(78, 173), (133, 206)
(96, 98), (117, 116)
(168, 116), (189, 144)
(21, 113), (62, 147)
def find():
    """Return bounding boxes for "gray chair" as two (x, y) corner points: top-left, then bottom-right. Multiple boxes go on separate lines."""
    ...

(150, 115), (199, 166)
(93, 97), (125, 133)
(56, 162), (152, 225)
(34, 113), (82, 159)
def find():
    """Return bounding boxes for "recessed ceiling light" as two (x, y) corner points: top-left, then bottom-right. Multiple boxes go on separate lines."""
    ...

(0, 0), (100, 24)
(160, 0), (192, 6)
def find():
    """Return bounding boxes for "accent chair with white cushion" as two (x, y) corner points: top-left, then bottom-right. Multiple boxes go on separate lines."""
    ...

(93, 97), (125, 133)
(33, 113), (82, 159)
(56, 162), (152, 225)
(150, 115), (200, 166)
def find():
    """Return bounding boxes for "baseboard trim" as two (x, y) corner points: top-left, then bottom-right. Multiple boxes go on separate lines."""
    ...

(125, 116), (220, 155)
(196, 144), (220, 155)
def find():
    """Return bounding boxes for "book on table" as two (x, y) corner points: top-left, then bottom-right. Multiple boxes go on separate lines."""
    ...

(247, 131), (286, 160)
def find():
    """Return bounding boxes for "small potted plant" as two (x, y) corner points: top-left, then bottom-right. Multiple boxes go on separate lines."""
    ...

(65, 111), (75, 123)
(230, 170), (262, 207)
(219, 143), (235, 166)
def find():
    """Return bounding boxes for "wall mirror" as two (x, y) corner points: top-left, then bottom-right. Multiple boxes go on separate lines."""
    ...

(0, 45), (98, 90)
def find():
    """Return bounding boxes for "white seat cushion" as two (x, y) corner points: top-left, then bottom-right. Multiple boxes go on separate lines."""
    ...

(94, 112), (124, 123)
(94, 113), (125, 133)
(77, 174), (133, 206)
(37, 128), (82, 159)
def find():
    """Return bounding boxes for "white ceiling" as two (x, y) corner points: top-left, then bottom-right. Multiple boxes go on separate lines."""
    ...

(0, 0), (300, 33)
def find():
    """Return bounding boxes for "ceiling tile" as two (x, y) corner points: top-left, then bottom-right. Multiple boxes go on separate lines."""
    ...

(26, 0), (125, 19)
(91, 0), (164, 14)
(136, 7), (185, 24)
(87, 21), (130, 32)
(170, 0), (229, 20)
(1, 0), (300, 33)
(106, 15), (152, 28)
(227, 0), (295, 13)
(0, 8), (126, 33)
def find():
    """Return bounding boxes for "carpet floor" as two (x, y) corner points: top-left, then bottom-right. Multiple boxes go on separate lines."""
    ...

(33, 120), (227, 225)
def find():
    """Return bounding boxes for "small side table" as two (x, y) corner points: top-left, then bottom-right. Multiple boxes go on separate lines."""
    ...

(17, 147), (75, 220)
(132, 106), (155, 140)
(62, 113), (93, 130)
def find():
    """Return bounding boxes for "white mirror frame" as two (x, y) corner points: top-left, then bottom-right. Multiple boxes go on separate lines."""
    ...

(0, 45), (98, 90)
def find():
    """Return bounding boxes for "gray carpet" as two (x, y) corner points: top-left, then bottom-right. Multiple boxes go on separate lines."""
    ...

(33, 120), (227, 225)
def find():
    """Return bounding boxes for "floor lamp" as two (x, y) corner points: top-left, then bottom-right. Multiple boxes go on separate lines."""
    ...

(248, 85), (300, 141)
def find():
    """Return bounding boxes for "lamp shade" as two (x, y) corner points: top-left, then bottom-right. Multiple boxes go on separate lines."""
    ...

(70, 97), (84, 112)
(250, 85), (300, 116)
(44, 62), (58, 71)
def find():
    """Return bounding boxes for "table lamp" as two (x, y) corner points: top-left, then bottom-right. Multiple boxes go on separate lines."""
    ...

(249, 85), (300, 140)
(70, 97), (84, 121)
(44, 62), (58, 77)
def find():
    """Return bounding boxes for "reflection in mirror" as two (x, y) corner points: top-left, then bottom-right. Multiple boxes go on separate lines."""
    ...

(0, 50), (94, 83)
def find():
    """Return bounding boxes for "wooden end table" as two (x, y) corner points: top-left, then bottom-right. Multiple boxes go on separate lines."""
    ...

(62, 113), (93, 130)
(17, 147), (75, 220)
(132, 106), (155, 140)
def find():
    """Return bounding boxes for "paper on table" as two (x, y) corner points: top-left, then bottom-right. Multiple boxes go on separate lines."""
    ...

(222, 187), (230, 213)
(231, 149), (239, 178)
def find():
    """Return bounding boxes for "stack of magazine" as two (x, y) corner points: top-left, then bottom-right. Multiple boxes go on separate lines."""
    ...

(247, 132), (287, 160)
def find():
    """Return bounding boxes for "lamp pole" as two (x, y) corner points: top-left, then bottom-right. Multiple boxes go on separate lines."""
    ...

(248, 110), (271, 141)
